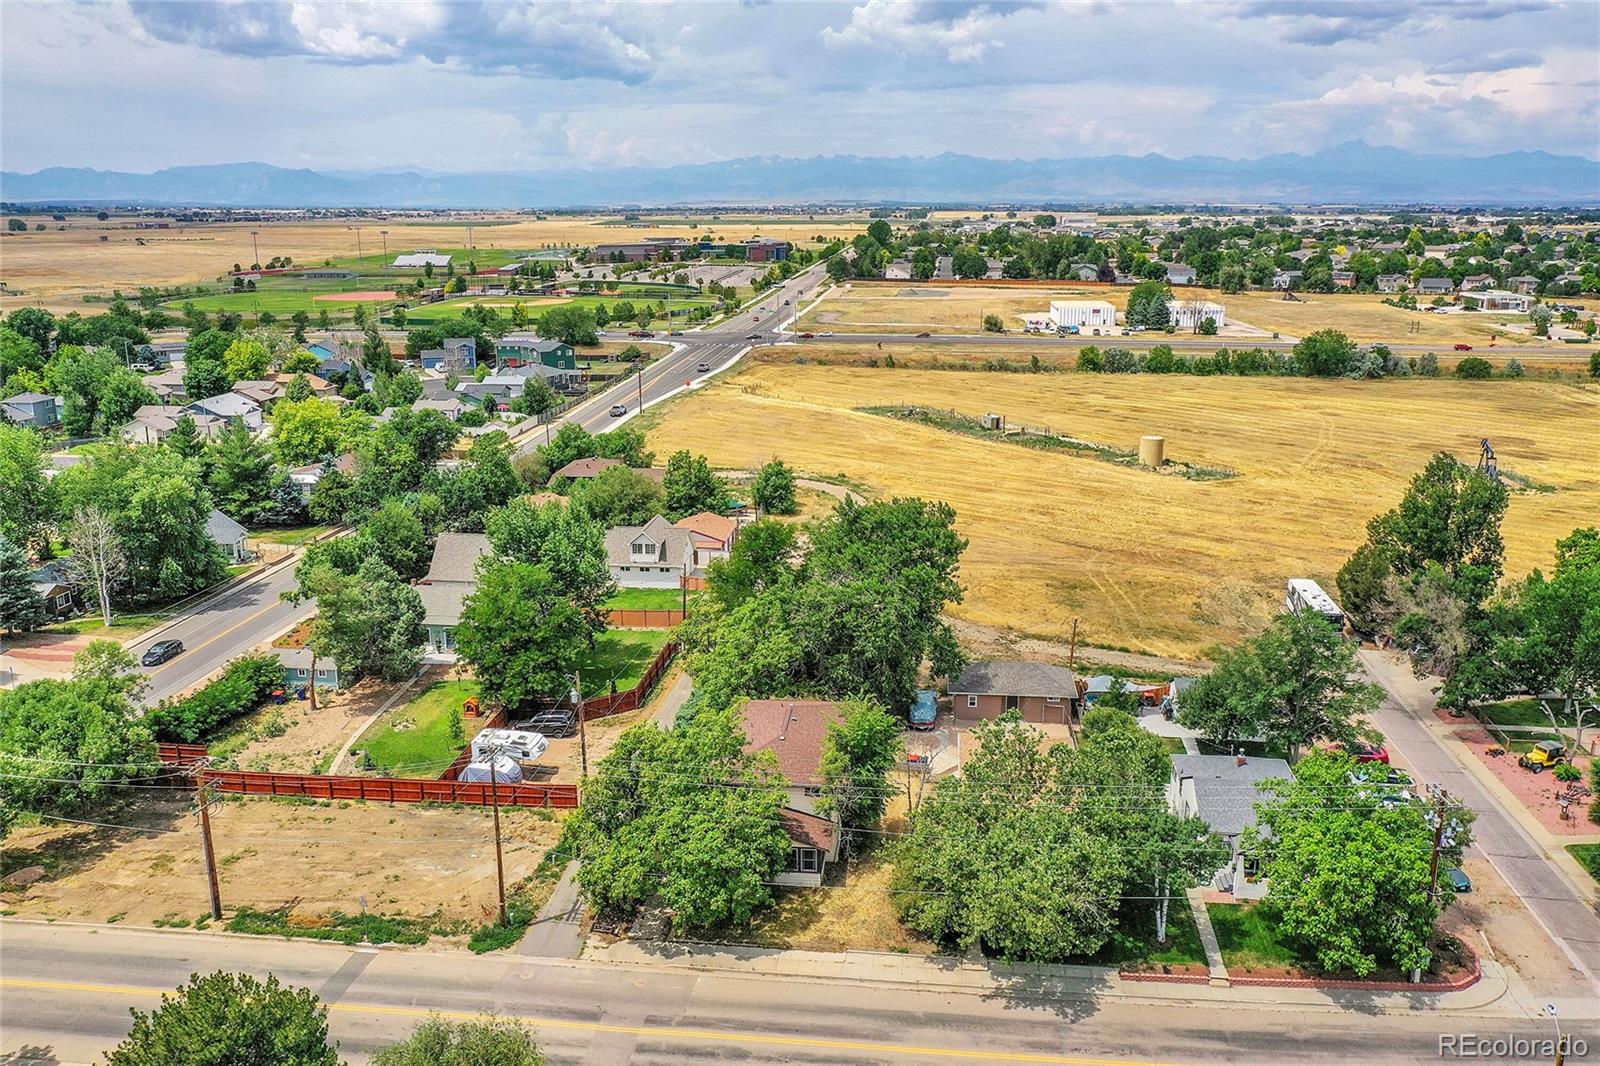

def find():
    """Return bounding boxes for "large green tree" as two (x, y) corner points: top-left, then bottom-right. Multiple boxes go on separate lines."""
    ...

(817, 696), (901, 831)
(1248, 752), (1472, 977)
(1292, 329), (1359, 377)
(567, 706), (791, 930)
(570, 464), (665, 527)
(704, 519), (796, 610)
(661, 450), (727, 520)
(106, 971), (337, 1066)
(485, 496), (613, 634)
(0, 534), (47, 635)
(206, 422), (277, 524)
(455, 562), (590, 709)
(1498, 528), (1600, 747)
(0, 424), (55, 553)
(294, 557), (424, 682)
(751, 458), (798, 516)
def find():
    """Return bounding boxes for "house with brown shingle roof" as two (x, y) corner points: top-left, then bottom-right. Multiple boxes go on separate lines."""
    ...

(949, 660), (1081, 725)
(673, 511), (739, 570)
(740, 698), (844, 887)
(551, 456), (623, 481)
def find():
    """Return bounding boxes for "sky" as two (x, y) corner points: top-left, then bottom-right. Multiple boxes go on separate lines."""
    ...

(3, 0), (1598, 174)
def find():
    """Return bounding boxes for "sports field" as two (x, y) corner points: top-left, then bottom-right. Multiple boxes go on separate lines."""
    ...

(646, 356), (1600, 659)
(400, 292), (717, 326)
(802, 282), (1548, 346)
(0, 213), (867, 313)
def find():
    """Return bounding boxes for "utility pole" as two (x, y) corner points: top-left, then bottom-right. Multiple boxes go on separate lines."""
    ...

(487, 746), (508, 927)
(573, 672), (589, 780)
(636, 363), (644, 412)
(354, 228), (362, 269)
(250, 230), (260, 271)
(195, 761), (223, 922)
(380, 230), (389, 284)
(1068, 617), (1080, 668)
(1413, 788), (1449, 984)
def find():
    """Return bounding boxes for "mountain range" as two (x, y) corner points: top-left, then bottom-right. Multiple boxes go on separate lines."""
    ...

(4, 143), (1597, 207)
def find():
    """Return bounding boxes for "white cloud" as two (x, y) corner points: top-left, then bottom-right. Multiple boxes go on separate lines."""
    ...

(820, 0), (1042, 63)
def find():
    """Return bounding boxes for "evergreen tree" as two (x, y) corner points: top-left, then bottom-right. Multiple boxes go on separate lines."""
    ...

(206, 422), (276, 523)
(0, 534), (48, 634)
(165, 414), (203, 459)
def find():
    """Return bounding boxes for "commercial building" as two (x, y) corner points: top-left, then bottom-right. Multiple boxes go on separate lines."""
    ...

(1458, 289), (1532, 312)
(1048, 300), (1118, 330)
(1166, 300), (1226, 330)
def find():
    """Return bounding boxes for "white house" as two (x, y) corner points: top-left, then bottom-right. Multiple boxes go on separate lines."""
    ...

(1166, 754), (1291, 901)
(187, 391), (263, 431)
(205, 509), (251, 563)
(1048, 300), (1117, 330)
(1166, 300), (1226, 331)
(604, 515), (695, 589)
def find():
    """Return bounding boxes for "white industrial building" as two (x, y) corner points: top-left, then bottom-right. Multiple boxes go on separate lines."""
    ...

(1049, 300), (1118, 330)
(1166, 300), (1226, 330)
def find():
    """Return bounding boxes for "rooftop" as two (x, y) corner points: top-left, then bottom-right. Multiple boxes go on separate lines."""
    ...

(1170, 754), (1292, 838)
(951, 660), (1079, 699)
(422, 532), (494, 584)
(740, 699), (844, 781)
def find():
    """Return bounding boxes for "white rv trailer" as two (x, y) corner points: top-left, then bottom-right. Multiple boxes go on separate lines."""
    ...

(1284, 578), (1345, 627)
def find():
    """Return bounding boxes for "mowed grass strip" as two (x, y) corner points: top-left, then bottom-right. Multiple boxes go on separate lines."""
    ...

(645, 361), (1600, 658)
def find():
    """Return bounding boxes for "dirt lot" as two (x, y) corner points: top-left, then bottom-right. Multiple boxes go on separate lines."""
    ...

(0, 213), (868, 313)
(648, 359), (1600, 659)
(799, 282), (1560, 348)
(0, 795), (562, 930)
(211, 673), (427, 775)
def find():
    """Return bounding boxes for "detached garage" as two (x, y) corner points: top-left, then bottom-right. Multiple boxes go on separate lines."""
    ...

(949, 660), (1082, 725)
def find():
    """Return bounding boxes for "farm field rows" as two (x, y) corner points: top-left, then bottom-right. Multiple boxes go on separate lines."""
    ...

(0, 213), (865, 313)
(646, 358), (1600, 659)
(802, 281), (1550, 346)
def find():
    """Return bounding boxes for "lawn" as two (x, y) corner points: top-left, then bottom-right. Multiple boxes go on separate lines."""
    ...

(400, 293), (715, 326)
(605, 587), (697, 611)
(1568, 844), (1600, 886)
(249, 524), (332, 547)
(1206, 901), (1301, 970)
(645, 357), (1600, 659)
(353, 679), (482, 773)
(577, 630), (671, 696)
(1086, 902), (1207, 969)
(40, 612), (166, 640)
(1477, 697), (1577, 729)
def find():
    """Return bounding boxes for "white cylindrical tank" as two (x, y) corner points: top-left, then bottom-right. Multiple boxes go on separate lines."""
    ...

(1140, 435), (1165, 467)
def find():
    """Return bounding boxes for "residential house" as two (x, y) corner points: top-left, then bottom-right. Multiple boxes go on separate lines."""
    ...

(31, 560), (80, 618)
(495, 333), (577, 371)
(205, 509), (251, 563)
(419, 337), (477, 373)
(1375, 274), (1409, 293)
(134, 340), (187, 367)
(1330, 270), (1356, 289)
(275, 647), (340, 691)
(1553, 272), (1585, 290)
(418, 531), (494, 652)
(145, 370), (188, 403)
(1166, 754), (1292, 901)
(551, 456), (622, 481)
(413, 396), (473, 421)
(1163, 263), (1198, 285)
(1459, 289), (1532, 313)
(187, 391), (263, 431)
(1416, 277), (1456, 297)
(120, 405), (225, 445)
(949, 660), (1081, 724)
(1459, 273), (1495, 291)
(604, 515), (695, 589)
(984, 257), (1006, 280)
(884, 260), (913, 281)
(1069, 263), (1101, 282)
(507, 361), (583, 393)
(738, 698), (844, 887)
(1, 392), (63, 430)
(1507, 275), (1540, 295)
(673, 511), (738, 570)
(287, 451), (357, 502)
(455, 375), (529, 403)
(230, 379), (286, 408)
(267, 371), (335, 396)
(1271, 270), (1304, 290)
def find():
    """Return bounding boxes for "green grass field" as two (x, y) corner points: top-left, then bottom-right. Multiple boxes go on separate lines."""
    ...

(1476, 697), (1577, 729)
(248, 524), (332, 547)
(355, 679), (482, 773)
(1568, 843), (1600, 886)
(605, 588), (697, 611)
(40, 612), (166, 640)
(169, 290), (397, 314)
(1207, 902), (1301, 970)
(400, 293), (715, 326)
(577, 630), (671, 696)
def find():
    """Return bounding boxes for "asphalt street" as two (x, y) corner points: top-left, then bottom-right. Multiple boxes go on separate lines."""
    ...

(797, 331), (1582, 358)
(0, 921), (1579, 1066)
(127, 557), (312, 706)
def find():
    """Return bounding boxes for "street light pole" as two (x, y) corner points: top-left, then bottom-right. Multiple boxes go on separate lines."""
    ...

(250, 230), (260, 271)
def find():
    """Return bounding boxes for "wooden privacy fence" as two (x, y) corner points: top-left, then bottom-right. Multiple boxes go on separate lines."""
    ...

(580, 641), (678, 721)
(608, 608), (687, 629)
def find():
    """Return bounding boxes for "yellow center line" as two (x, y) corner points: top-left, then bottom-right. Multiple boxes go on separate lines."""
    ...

(143, 593), (298, 680)
(1, 977), (1174, 1066)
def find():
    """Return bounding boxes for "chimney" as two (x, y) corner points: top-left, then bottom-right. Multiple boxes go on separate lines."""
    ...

(1235, 751), (1247, 767)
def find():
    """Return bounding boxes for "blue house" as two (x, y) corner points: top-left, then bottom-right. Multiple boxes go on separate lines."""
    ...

(275, 647), (340, 690)
(420, 337), (477, 372)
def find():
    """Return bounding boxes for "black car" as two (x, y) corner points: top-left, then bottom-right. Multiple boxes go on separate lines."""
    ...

(523, 710), (578, 738)
(141, 639), (184, 667)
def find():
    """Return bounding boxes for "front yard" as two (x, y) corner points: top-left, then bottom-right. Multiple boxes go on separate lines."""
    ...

(1569, 843), (1600, 886)
(577, 630), (671, 697)
(38, 611), (166, 640)
(353, 677), (483, 773)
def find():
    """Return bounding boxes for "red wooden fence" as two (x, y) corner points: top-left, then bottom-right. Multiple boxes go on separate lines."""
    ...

(199, 768), (577, 808)
(577, 641), (678, 721)
(607, 608), (686, 629)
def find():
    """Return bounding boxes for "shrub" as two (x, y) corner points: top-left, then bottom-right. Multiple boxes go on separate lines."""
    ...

(1454, 356), (1494, 379)
(146, 653), (284, 742)
(1553, 762), (1581, 782)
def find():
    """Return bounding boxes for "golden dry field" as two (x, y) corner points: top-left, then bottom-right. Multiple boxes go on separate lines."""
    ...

(0, 213), (868, 313)
(802, 281), (1552, 347)
(648, 357), (1600, 659)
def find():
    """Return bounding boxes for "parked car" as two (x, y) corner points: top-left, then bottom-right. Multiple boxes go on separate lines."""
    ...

(1445, 867), (1471, 892)
(524, 709), (578, 738)
(628, 330), (654, 338)
(1518, 740), (1567, 773)
(1345, 742), (1390, 764)
(140, 639), (184, 667)
(1454, 343), (1473, 351)
(696, 361), (711, 373)
(909, 689), (938, 730)
(608, 404), (628, 417)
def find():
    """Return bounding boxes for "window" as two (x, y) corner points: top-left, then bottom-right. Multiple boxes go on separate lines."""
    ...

(1005, 695), (1020, 711)
(798, 848), (820, 874)
(1045, 696), (1061, 704)
(966, 695), (978, 709)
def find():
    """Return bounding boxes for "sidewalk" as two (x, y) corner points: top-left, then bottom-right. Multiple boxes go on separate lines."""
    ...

(1186, 887), (1230, 987)
(585, 937), (1525, 1016)
(519, 862), (583, 958)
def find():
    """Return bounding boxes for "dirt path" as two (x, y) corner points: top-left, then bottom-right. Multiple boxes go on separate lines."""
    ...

(949, 618), (1206, 678)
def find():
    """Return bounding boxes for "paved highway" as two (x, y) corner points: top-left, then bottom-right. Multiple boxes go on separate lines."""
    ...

(0, 921), (1576, 1066)
(515, 263), (831, 452)
(127, 556), (312, 706)
(793, 331), (1587, 359)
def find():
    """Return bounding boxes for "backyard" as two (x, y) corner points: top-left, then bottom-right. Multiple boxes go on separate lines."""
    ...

(352, 677), (483, 774)
(577, 630), (672, 697)
(605, 587), (697, 612)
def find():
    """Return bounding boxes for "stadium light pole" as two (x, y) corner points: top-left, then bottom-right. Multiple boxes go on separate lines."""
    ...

(249, 230), (260, 271)
(380, 230), (389, 283)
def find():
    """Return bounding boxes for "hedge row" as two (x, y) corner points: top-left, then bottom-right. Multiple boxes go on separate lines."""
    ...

(147, 653), (284, 742)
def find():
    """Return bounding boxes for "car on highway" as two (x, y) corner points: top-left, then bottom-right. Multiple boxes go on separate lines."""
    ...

(696, 361), (711, 373)
(746, 333), (761, 340)
(522, 709), (578, 738)
(916, 331), (931, 338)
(669, 330), (683, 336)
(1454, 343), (1473, 351)
(608, 403), (628, 417)
(783, 299), (790, 305)
(798, 332), (814, 339)
(140, 639), (184, 667)
(628, 330), (655, 338)
(819, 331), (834, 337)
